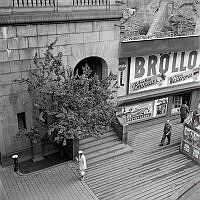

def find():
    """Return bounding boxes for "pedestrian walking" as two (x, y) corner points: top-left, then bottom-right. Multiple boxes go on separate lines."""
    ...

(180, 101), (189, 123)
(77, 150), (87, 181)
(159, 120), (172, 146)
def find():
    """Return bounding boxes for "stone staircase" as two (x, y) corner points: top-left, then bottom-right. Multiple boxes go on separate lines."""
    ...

(79, 129), (133, 165)
(83, 119), (200, 200)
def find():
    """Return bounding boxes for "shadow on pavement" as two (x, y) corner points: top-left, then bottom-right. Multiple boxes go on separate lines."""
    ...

(19, 152), (70, 174)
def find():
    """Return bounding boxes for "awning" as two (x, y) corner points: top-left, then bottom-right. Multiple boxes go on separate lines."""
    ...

(119, 35), (200, 58)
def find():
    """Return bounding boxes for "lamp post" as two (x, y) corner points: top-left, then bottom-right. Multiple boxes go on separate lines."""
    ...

(11, 155), (19, 172)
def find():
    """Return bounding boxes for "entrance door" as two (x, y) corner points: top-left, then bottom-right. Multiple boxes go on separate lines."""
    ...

(171, 92), (191, 114)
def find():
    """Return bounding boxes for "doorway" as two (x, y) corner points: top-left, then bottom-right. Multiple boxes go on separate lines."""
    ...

(182, 93), (191, 107)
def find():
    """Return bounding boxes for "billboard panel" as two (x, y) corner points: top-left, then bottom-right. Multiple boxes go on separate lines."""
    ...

(129, 50), (200, 94)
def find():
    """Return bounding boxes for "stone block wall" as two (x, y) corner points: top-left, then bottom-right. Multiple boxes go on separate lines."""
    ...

(0, 19), (120, 161)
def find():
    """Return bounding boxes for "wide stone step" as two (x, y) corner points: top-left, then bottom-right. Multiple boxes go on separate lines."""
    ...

(121, 166), (200, 200)
(86, 143), (126, 160)
(96, 163), (198, 200)
(79, 135), (120, 150)
(83, 140), (123, 155)
(86, 154), (190, 189)
(79, 130), (116, 145)
(87, 145), (133, 165)
(88, 144), (180, 173)
(121, 169), (200, 200)
(83, 120), (199, 200)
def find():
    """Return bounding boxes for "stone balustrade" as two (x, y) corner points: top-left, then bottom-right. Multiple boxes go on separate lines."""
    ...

(0, 0), (123, 14)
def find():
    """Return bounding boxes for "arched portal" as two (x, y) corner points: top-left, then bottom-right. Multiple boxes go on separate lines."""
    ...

(74, 56), (107, 80)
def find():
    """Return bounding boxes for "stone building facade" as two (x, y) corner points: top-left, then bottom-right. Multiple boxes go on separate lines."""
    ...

(0, 3), (122, 164)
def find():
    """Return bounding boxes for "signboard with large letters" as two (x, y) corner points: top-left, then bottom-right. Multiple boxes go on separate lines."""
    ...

(129, 50), (200, 94)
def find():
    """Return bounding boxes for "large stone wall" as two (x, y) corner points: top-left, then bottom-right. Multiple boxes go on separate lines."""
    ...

(0, 19), (120, 160)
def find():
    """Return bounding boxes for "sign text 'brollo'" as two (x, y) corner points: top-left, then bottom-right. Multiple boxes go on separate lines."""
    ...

(129, 50), (200, 93)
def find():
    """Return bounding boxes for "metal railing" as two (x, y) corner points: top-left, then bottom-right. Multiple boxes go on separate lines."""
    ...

(12, 0), (56, 7)
(8, 0), (122, 14)
(72, 0), (109, 6)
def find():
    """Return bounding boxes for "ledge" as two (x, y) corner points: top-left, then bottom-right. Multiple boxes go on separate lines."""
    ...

(0, 9), (122, 25)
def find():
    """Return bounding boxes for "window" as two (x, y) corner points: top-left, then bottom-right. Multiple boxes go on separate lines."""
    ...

(173, 96), (182, 109)
(17, 112), (26, 130)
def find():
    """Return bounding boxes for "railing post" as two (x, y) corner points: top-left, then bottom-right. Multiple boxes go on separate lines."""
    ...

(122, 124), (128, 145)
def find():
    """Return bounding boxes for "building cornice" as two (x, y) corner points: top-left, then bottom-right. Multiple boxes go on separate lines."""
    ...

(0, 10), (122, 26)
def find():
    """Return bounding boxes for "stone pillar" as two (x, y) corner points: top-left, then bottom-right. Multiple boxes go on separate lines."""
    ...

(122, 124), (128, 144)
(166, 95), (173, 117)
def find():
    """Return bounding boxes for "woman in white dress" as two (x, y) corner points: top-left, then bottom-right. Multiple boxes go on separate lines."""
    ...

(77, 150), (87, 180)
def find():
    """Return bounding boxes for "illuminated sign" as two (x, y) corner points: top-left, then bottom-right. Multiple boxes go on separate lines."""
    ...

(129, 50), (200, 93)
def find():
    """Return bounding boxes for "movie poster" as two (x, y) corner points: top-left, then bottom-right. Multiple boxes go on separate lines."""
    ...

(154, 98), (168, 117)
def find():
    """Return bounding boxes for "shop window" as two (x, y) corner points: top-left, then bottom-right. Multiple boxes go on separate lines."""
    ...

(17, 112), (26, 130)
(171, 96), (182, 114)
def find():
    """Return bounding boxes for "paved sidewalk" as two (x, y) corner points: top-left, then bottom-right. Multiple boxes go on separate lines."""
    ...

(0, 161), (98, 200)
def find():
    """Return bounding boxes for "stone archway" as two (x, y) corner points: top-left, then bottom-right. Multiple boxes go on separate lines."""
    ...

(74, 56), (108, 80)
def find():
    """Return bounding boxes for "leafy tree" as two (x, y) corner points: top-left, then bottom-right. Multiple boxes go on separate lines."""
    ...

(17, 41), (118, 146)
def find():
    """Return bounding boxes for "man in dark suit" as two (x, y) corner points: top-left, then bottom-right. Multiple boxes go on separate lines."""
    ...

(180, 101), (189, 123)
(159, 120), (172, 146)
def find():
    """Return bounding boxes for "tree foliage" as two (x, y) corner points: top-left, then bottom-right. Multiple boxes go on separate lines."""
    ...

(18, 41), (118, 145)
